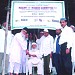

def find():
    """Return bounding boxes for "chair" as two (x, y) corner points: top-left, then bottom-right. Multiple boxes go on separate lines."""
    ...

(26, 55), (44, 75)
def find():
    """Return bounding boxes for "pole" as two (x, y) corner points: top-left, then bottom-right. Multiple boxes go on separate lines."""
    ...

(2, 0), (10, 75)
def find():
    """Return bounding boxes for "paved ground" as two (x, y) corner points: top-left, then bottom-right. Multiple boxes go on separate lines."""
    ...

(32, 67), (75, 75)
(1, 67), (75, 75)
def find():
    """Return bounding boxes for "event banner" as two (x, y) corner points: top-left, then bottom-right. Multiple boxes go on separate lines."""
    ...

(11, 1), (65, 30)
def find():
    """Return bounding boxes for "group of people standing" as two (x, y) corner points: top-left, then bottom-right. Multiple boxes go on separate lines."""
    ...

(52, 18), (73, 75)
(0, 17), (75, 75)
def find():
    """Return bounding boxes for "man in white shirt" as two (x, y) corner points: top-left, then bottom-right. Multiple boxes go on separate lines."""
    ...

(8, 27), (28, 75)
(40, 29), (54, 75)
(27, 42), (43, 75)
(0, 22), (13, 75)
(59, 18), (73, 75)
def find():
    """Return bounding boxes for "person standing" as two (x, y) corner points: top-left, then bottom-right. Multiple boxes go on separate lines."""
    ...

(40, 29), (54, 75)
(52, 27), (62, 75)
(59, 18), (73, 75)
(19, 34), (29, 75)
(0, 22), (13, 75)
(8, 27), (28, 75)
(36, 31), (45, 50)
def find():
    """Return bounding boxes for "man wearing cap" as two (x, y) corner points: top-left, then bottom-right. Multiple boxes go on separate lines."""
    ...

(52, 27), (62, 75)
(8, 27), (28, 75)
(59, 18), (73, 75)
(27, 42), (43, 75)
(40, 29), (54, 75)
(36, 31), (45, 50)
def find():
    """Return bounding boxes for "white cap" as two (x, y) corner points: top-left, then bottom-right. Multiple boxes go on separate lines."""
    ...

(40, 31), (44, 33)
(43, 29), (48, 32)
(32, 42), (37, 45)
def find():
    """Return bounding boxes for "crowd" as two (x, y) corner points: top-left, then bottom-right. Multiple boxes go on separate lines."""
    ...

(0, 18), (75, 75)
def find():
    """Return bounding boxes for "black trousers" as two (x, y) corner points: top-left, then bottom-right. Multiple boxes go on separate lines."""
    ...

(60, 42), (72, 75)
(44, 54), (50, 75)
(52, 53), (62, 75)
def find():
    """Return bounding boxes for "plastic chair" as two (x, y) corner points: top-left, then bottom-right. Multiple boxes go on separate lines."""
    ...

(26, 55), (44, 75)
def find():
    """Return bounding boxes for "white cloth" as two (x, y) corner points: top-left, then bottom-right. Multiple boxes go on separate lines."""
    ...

(40, 35), (54, 56)
(28, 59), (43, 74)
(36, 35), (45, 50)
(49, 58), (53, 72)
(0, 29), (13, 74)
(28, 49), (42, 64)
(71, 32), (75, 62)
(8, 62), (20, 74)
(59, 25), (73, 48)
(27, 49), (43, 74)
(9, 32), (27, 64)
(19, 50), (26, 73)
(0, 29), (5, 53)
(0, 29), (13, 54)
(7, 31), (14, 54)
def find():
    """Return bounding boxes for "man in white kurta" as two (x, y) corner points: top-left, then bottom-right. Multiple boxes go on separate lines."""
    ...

(40, 29), (54, 75)
(0, 22), (13, 74)
(27, 42), (43, 75)
(36, 31), (45, 50)
(8, 27), (28, 75)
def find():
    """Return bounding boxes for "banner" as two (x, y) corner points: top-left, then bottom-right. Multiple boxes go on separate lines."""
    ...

(11, 1), (65, 30)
